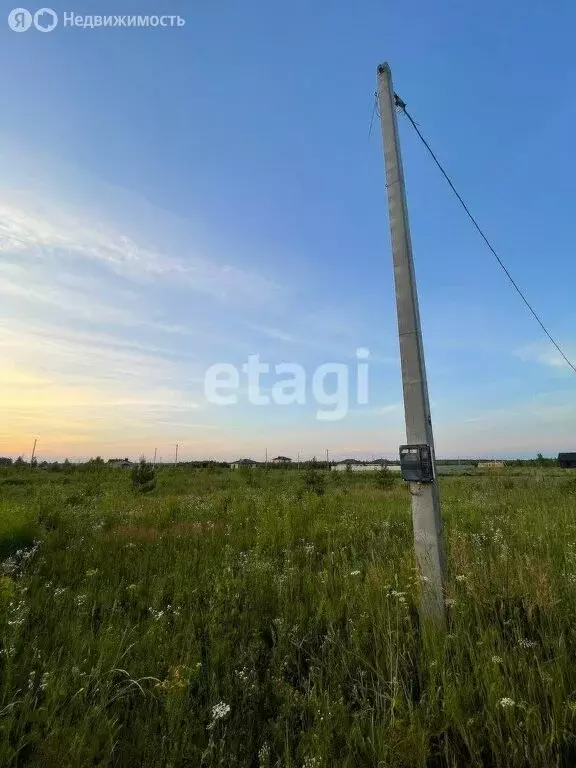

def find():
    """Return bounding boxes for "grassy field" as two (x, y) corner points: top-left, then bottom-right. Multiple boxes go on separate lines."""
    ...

(1, 464), (576, 767)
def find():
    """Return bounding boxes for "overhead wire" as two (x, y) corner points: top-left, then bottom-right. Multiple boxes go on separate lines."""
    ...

(382, 91), (576, 376)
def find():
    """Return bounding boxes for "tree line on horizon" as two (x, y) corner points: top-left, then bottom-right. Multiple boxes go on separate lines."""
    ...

(0, 453), (564, 470)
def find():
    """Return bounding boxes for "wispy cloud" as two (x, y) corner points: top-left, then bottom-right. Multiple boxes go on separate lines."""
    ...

(0, 266), (195, 336)
(0, 197), (282, 307)
(515, 341), (576, 371)
(0, 184), (297, 457)
(248, 324), (309, 346)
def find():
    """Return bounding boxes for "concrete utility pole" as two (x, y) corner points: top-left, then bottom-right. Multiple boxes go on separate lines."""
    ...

(153, 448), (157, 468)
(325, 449), (330, 471)
(175, 443), (179, 465)
(376, 62), (446, 623)
(31, 438), (37, 463)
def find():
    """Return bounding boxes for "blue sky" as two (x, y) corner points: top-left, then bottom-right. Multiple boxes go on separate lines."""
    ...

(0, 0), (575, 461)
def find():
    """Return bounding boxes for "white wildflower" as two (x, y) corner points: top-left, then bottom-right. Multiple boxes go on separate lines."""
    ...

(492, 655), (503, 664)
(207, 701), (231, 730)
(235, 667), (250, 682)
(258, 742), (270, 766)
(350, 570), (361, 576)
(518, 638), (537, 649)
(75, 594), (87, 606)
(499, 697), (515, 708)
(455, 575), (467, 583)
(1, 557), (17, 575)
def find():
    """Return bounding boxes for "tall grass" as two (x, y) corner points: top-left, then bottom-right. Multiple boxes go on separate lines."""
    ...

(1, 466), (576, 766)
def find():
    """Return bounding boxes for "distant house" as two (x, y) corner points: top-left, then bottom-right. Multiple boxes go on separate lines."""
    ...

(559, 453), (576, 468)
(477, 461), (505, 469)
(271, 456), (292, 464)
(230, 458), (260, 469)
(108, 458), (133, 469)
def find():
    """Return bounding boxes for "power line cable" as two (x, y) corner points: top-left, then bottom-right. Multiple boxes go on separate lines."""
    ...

(391, 92), (576, 376)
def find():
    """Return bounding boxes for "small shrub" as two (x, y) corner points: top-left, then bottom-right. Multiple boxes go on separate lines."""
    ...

(376, 467), (395, 489)
(302, 467), (326, 496)
(131, 458), (156, 493)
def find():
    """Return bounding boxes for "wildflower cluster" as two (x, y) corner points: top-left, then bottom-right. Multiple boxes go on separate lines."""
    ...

(1, 541), (41, 577)
(7, 596), (28, 627)
(149, 603), (182, 621)
(207, 701), (231, 730)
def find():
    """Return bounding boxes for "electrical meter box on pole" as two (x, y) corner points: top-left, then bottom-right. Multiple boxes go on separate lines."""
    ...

(399, 445), (434, 483)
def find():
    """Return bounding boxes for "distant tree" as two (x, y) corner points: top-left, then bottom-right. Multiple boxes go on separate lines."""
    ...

(14, 456), (25, 466)
(30, 457), (38, 469)
(0, 457), (13, 466)
(85, 457), (105, 470)
(376, 466), (394, 489)
(131, 457), (156, 493)
(302, 466), (325, 496)
(535, 453), (557, 468)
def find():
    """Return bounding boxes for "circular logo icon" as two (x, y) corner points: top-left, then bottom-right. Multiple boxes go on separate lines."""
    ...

(8, 7), (32, 31)
(33, 7), (58, 32)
